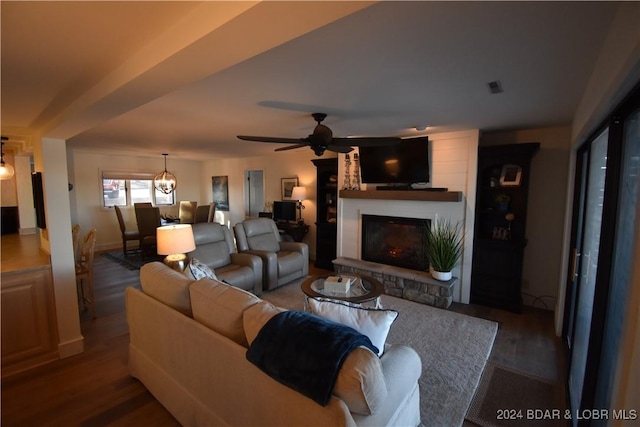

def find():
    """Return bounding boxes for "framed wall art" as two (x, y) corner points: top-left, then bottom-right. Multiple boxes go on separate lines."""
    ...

(212, 175), (229, 211)
(281, 177), (298, 200)
(499, 164), (522, 187)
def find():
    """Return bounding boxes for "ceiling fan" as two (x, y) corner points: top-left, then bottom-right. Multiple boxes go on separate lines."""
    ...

(237, 113), (402, 156)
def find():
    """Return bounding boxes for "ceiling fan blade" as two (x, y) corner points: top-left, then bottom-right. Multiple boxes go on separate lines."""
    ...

(326, 145), (354, 153)
(333, 136), (402, 147)
(237, 135), (305, 144)
(274, 143), (309, 152)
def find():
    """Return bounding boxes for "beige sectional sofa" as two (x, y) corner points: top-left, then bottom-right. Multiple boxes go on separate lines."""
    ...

(127, 262), (422, 426)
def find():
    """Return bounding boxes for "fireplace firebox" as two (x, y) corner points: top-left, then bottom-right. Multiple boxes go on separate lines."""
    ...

(361, 214), (430, 271)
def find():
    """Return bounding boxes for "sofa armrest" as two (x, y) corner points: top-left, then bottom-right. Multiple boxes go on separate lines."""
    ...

(230, 252), (263, 296)
(352, 344), (422, 427)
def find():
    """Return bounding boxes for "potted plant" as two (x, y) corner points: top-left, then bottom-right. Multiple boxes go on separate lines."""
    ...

(425, 218), (464, 281)
(494, 193), (510, 211)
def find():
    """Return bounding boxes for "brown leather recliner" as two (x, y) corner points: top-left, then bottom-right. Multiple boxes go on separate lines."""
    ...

(233, 218), (309, 291)
(190, 222), (263, 296)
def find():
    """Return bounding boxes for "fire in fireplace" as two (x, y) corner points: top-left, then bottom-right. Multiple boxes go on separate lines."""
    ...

(361, 214), (430, 271)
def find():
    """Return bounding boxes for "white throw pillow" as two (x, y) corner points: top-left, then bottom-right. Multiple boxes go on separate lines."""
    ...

(185, 257), (218, 281)
(307, 297), (398, 357)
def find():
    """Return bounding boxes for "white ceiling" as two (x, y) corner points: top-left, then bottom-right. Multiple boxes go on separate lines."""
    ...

(1, 1), (621, 160)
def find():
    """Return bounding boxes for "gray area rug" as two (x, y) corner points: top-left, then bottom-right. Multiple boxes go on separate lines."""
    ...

(262, 280), (498, 427)
(102, 251), (163, 270)
(466, 363), (562, 427)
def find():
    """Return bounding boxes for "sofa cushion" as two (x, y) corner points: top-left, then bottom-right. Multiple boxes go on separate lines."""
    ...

(185, 257), (218, 281)
(140, 261), (196, 316)
(243, 300), (287, 345)
(243, 300), (387, 415)
(190, 279), (261, 347)
(308, 297), (398, 357)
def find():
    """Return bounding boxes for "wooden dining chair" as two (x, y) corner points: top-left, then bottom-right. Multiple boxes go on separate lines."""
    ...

(135, 206), (161, 259)
(114, 206), (140, 256)
(76, 228), (97, 319)
(194, 202), (216, 223)
(179, 201), (198, 224)
(71, 224), (81, 262)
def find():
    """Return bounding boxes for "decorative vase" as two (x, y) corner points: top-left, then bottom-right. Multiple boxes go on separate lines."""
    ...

(431, 269), (452, 281)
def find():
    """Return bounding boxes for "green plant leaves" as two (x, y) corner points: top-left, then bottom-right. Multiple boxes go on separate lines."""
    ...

(425, 218), (464, 272)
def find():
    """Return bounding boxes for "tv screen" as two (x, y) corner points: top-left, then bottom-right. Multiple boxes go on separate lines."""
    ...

(273, 201), (297, 222)
(358, 137), (430, 185)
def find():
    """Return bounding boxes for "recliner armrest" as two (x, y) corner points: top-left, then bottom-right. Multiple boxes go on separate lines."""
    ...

(280, 241), (308, 255)
(243, 249), (278, 290)
(280, 242), (309, 277)
(230, 252), (263, 296)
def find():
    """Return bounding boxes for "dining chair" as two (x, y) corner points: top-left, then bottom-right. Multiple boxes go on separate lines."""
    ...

(76, 228), (97, 319)
(71, 224), (81, 262)
(134, 202), (153, 208)
(135, 206), (161, 259)
(114, 205), (140, 256)
(179, 201), (198, 224)
(194, 202), (216, 223)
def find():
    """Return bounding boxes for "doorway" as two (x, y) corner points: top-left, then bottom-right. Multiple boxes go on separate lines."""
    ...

(244, 170), (264, 218)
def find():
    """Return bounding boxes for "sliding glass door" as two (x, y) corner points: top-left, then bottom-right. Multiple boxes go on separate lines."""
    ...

(564, 85), (639, 425)
(567, 129), (608, 417)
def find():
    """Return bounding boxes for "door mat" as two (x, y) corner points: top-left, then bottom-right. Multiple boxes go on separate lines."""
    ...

(466, 362), (564, 427)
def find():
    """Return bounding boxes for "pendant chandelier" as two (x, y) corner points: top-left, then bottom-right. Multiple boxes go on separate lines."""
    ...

(0, 137), (15, 181)
(154, 153), (177, 194)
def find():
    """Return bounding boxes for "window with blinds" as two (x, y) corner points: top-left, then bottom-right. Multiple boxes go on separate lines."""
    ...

(101, 170), (175, 207)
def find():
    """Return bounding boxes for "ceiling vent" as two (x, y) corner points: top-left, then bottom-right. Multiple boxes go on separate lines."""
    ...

(487, 80), (504, 94)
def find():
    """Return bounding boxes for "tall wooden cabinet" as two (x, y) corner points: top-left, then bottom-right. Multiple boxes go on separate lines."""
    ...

(312, 158), (338, 271)
(471, 143), (539, 312)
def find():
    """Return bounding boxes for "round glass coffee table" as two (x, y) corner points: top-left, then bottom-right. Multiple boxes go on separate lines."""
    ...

(301, 274), (384, 308)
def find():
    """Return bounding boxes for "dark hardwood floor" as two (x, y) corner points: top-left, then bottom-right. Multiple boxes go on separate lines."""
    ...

(1, 251), (566, 426)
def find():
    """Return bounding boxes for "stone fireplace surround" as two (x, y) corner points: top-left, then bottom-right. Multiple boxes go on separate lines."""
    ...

(333, 256), (456, 309)
(337, 189), (472, 307)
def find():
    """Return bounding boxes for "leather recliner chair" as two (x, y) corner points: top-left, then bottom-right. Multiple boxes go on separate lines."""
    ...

(190, 222), (263, 296)
(233, 218), (309, 291)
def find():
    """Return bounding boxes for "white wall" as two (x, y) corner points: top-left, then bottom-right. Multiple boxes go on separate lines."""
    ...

(69, 150), (203, 252)
(68, 147), (332, 260)
(481, 126), (572, 310)
(201, 149), (333, 261)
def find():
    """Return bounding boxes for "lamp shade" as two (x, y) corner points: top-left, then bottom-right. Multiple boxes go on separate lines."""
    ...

(156, 224), (195, 255)
(0, 162), (15, 180)
(290, 186), (306, 201)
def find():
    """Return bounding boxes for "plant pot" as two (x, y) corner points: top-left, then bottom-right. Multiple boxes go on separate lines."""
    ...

(431, 269), (452, 281)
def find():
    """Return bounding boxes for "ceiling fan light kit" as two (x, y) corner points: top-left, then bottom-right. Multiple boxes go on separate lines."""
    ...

(237, 112), (402, 156)
(154, 153), (177, 194)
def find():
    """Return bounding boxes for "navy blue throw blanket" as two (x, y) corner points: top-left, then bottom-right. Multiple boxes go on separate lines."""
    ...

(246, 310), (378, 406)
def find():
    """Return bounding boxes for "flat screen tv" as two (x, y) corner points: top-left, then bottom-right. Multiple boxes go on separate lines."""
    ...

(358, 137), (429, 185)
(272, 200), (297, 222)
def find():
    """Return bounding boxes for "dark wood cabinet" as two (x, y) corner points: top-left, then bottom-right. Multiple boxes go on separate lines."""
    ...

(471, 143), (539, 312)
(312, 158), (338, 270)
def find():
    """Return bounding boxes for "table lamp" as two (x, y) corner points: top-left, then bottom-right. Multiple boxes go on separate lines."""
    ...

(157, 224), (196, 271)
(290, 186), (306, 224)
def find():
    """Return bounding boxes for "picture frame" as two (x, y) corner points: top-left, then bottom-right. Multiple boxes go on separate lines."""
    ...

(281, 177), (299, 200)
(212, 175), (229, 211)
(499, 164), (522, 187)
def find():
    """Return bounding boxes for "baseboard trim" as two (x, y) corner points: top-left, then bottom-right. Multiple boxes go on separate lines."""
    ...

(58, 336), (85, 358)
